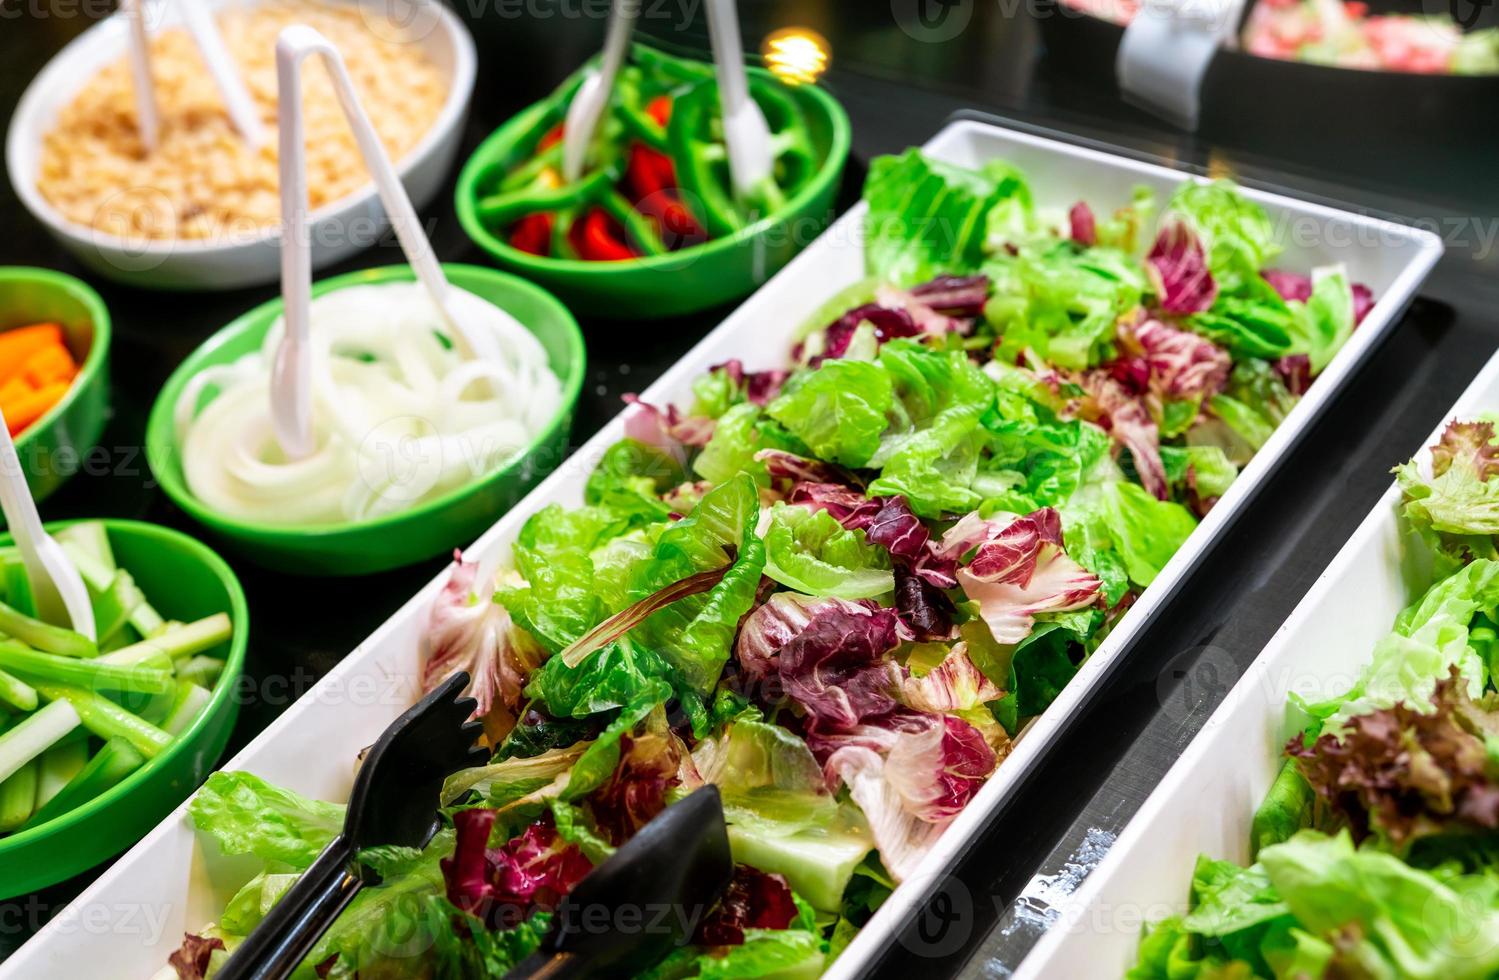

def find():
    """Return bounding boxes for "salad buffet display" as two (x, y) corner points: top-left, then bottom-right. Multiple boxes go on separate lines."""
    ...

(157, 154), (1369, 977)
(0, 0), (1476, 978)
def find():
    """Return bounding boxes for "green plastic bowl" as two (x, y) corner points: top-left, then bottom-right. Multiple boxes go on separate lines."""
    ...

(0, 268), (110, 505)
(145, 264), (586, 575)
(0, 518), (247, 899)
(455, 73), (851, 319)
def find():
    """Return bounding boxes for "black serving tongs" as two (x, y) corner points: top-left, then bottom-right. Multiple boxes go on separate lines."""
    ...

(504, 785), (734, 979)
(216, 672), (486, 980)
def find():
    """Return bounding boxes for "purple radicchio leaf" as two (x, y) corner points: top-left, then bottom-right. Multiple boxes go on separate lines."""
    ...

(622, 395), (715, 459)
(1261, 268), (1312, 302)
(710, 358), (789, 406)
(909, 274), (992, 317)
(950, 510), (1102, 644)
(777, 606), (906, 731)
(1148, 220), (1218, 314)
(1068, 202), (1097, 247)
(733, 592), (892, 683)
(441, 812), (592, 929)
(820, 304), (920, 363)
(1082, 371), (1169, 500)
(894, 562), (955, 641)
(1128, 317), (1231, 400)
(425, 553), (542, 721)
(1274, 354), (1312, 396)
(758, 451), (859, 489)
(817, 711), (996, 880)
(693, 866), (800, 946)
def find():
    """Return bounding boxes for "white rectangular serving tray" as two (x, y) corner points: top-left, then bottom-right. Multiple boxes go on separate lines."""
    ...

(1010, 352), (1499, 979)
(0, 119), (1443, 979)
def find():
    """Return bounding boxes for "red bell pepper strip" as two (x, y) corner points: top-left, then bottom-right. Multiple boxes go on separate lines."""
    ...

(509, 212), (555, 256)
(625, 143), (676, 201)
(646, 95), (672, 127)
(570, 208), (638, 262)
(538, 123), (565, 151)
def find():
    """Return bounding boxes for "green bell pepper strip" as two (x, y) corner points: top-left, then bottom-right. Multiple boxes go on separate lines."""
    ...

(477, 169), (613, 226)
(632, 43), (717, 85)
(666, 77), (820, 238)
(598, 189), (669, 257)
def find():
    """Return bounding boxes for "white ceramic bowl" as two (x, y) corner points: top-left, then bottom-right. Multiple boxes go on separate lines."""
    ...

(5, 0), (476, 291)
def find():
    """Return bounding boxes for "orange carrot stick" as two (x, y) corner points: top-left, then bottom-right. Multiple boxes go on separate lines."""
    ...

(0, 324), (64, 383)
(20, 343), (77, 388)
(3, 381), (71, 435)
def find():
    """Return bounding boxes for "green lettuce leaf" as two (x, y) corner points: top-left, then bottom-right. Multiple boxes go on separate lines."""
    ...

(1311, 559), (1499, 731)
(1293, 265), (1356, 374)
(525, 636), (679, 719)
(1165, 180), (1280, 295)
(984, 242), (1147, 370)
(695, 403), (768, 485)
(866, 340), (996, 518)
(187, 770), (344, 870)
(762, 503), (894, 599)
(1260, 830), (1499, 980)
(863, 148), (1030, 286)
(1160, 445), (1239, 501)
(630, 476), (768, 697)
(586, 438), (684, 525)
(1095, 482), (1198, 588)
(766, 360), (893, 468)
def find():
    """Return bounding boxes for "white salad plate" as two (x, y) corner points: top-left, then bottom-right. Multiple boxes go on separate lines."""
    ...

(5, 0), (476, 291)
(0, 119), (1442, 978)
(1009, 353), (1499, 978)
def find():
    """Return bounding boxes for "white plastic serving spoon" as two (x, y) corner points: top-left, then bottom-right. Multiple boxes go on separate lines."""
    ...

(561, 0), (642, 183)
(0, 412), (95, 641)
(271, 25), (513, 460)
(122, 0), (160, 152)
(703, 0), (774, 200)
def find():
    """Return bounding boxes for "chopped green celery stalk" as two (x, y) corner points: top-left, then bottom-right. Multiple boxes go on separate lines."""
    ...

(59, 542), (113, 593)
(56, 522), (115, 572)
(35, 739), (88, 807)
(21, 738), (145, 831)
(30, 684), (168, 759)
(176, 656), (223, 691)
(105, 568), (162, 638)
(125, 652), (181, 725)
(0, 669), (37, 712)
(0, 643), (173, 696)
(96, 614), (233, 667)
(90, 574), (136, 646)
(98, 629), (135, 655)
(0, 758), (37, 832)
(62, 544), (164, 640)
(1, 561), (35, 618)
(0, 600), (96, 659)
(0, 700), (81, 784)
(162, 683), (212, 736)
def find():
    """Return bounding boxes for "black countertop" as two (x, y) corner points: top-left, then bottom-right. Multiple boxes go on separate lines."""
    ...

(0, 1), (1493, 974)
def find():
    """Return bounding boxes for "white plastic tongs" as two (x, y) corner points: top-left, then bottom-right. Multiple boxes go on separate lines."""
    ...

(121, 0), (265, 152)
(1116, 0), (1251, 129)
(270, 26), (512, 460)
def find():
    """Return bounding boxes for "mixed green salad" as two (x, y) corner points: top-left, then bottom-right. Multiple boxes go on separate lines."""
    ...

(166, 152), (1371, 979)
(1129, 420), (1499, 979)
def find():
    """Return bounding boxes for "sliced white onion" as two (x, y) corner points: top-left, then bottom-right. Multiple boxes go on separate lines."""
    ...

(175, 283), (564, 527)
